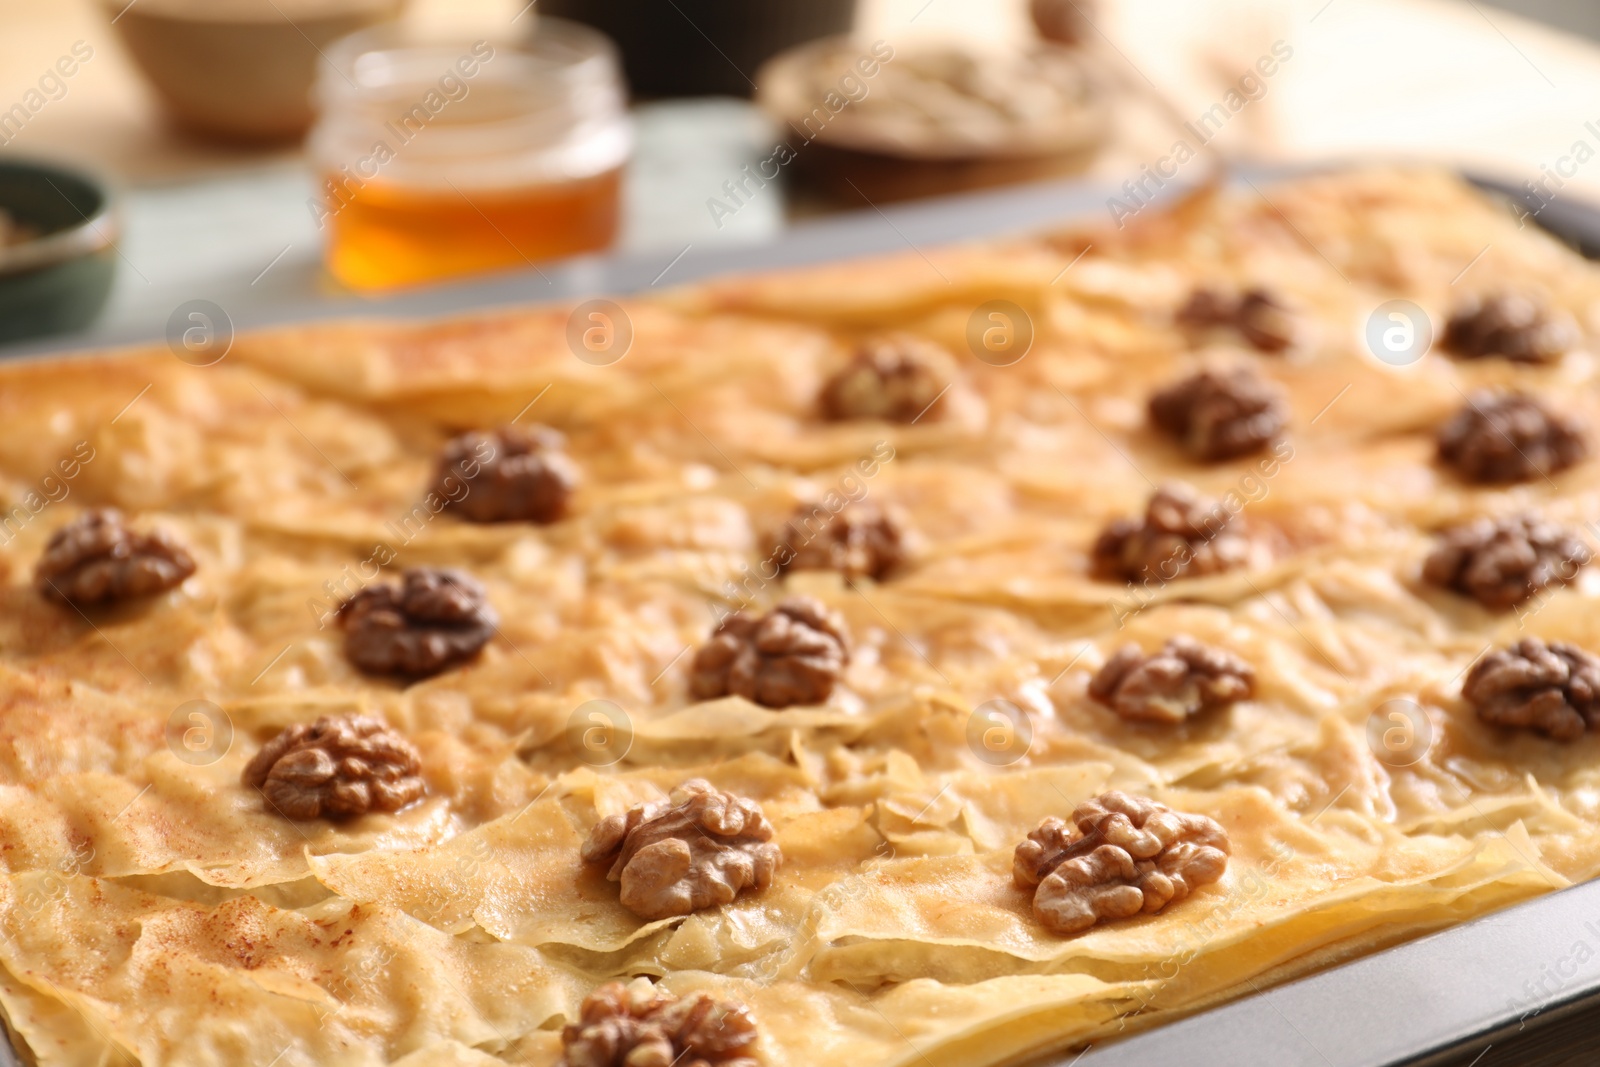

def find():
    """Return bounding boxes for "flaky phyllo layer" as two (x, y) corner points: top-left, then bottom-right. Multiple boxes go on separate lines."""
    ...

(3, 168), (1600, 1066)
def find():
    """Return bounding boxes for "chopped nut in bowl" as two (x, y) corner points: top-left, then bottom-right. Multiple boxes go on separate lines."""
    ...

(435, 425), (578, 524)
(35, 507), (196, 606)
(1422, 514), (1590, 611)
(819, 334), (956, 424)
(1444, 292), (1576, 364)
(337, 567), (498, 679)
(242, 713), (425, 820)
(1437, 392), (1587, 484)
(1462, 637), (1600, 742)
(757, 37), (1109, 202)
(1091, 482), (1253, 583)
(1014, 791), (1229, 935)
(689, 596), (849, 708)
(559, 980), (760, 1067)
(1148, 366), (1287, 462)
(776, 500), (909, 581)
(581, 779), (782, 921)
(1089, 636), (1255, 724)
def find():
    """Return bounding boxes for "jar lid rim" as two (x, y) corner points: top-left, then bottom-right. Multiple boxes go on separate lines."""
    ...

(318, 17), (624, 102)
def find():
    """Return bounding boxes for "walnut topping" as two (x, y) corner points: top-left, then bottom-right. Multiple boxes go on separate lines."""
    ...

(1463, 638), (1600, 742)
(1014, 791), (1229, 935)
(337, 568), (497, 679)
(1148, 367), (1287, 461)
(689, 597), (849, 708)
(777, 501), (908, 581)
(1423, 514), (1590, 611)
(1089, 636), (1255, 724)
(581, 779), (782, 921)
(1444, 293), (1576, 364)
(1030, 0), (1095, 45)
(559, 981), (760, 1067)
(1091, 482), (1251, 583)
(819, 335), (952, 424)
(436, 425), (578, 524)
(35, 508), (195, 606)
(1437, 392), (1587, 484)
(241, 714), (425, 820)
(1177, 286), (1297, 352)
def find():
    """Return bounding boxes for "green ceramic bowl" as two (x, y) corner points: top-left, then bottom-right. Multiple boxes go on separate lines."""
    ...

(0, 160), (118, 346)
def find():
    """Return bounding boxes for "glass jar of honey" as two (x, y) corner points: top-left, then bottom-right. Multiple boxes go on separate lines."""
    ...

(309, 19), (630, 291)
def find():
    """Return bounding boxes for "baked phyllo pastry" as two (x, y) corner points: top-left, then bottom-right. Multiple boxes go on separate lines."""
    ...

(1, 167), (1598, 1066)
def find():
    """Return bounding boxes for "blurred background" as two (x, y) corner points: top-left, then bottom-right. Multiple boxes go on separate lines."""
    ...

(1, 0), (1599, 350)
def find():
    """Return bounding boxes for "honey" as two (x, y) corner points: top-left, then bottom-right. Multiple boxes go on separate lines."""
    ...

(324, 168), (622, 290)
(309, 21), (631, 292)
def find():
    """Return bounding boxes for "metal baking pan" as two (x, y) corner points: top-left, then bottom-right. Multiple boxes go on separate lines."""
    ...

(4, 164), (1600, 1067)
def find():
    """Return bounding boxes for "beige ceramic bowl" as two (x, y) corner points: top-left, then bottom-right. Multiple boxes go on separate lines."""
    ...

(104, 0), (404, 144)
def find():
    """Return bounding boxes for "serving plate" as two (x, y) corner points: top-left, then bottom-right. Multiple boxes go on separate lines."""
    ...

(5, 162), (1600, 1067)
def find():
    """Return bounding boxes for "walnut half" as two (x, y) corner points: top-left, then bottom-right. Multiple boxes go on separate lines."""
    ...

(35, 508), (195, 606)
(1444, 292), (1576, 364)
(689, 597), (849, 708)
(1089, 636), (1255, 724)
(1014, 791), (1229, 935)
(776, 500), (909, 581)
(1091, 482), (1251, 584)
(1436, 392), (1587, 485)
(241, 714), (426, 820)
(581, 779), (782, 921)
(819, 335), (954, 424)
(337, 568), (497, 679)
(1463, 637), (1600, 741)
(1177, 285), (1298, 352)
(1422, 514), (1590, 611)
(435, 425), (578, 524)
(559, 981), (760, 1067)
(1148, 366), (1287, 462)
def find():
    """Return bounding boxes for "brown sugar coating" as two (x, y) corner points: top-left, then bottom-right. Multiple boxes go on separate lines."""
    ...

(1014, 791), (1229, 935)
(689, 597), (849, 708)
(559, 982), (760, 1067)
(1444, 292), (1576, 364)
(580, 779), (782, 921)
(35, 508), (195, 605)
(1089, 636), (1256, 723)
(1436, 392), (1587, 484)
(819, 334), (953, 423)
(1148, 366), (1287, 461)
(338, 567), (497, 679)
(1422, 514), (1590, 610)
(1091, 483), (1251, 583)
(777, 501), (908, 581)
(1463, 638), (1600, 742)
(241, 714), (425, 820)
(436, 425), (578, 524)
